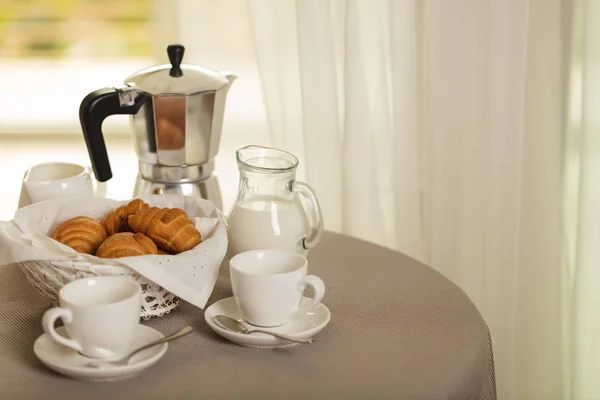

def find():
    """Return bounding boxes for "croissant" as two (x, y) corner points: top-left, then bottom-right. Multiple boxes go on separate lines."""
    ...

(51, 216), (108, 255)
(96, 232), (158, 258)
(103, 199), (149, 235)
(128, 207), (201, 254)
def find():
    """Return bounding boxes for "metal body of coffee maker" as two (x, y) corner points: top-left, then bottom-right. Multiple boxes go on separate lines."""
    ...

(78, 44), (235, 210)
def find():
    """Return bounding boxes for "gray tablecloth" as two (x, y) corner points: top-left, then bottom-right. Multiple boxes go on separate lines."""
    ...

(0, 232), (496, 400)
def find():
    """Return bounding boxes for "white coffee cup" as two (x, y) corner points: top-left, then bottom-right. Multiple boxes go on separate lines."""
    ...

(230, 249), (326, 327)
(18, 162), (106, 208)
(42, 276), (141, 359)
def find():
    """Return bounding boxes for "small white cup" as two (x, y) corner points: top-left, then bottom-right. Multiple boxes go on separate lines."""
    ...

(42, 276), (141, 359)
(18, 162), (106, 208)
(230, 249), (326, 327)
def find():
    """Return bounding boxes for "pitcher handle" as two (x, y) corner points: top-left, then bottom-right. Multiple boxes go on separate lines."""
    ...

(290, 181), (324, 250)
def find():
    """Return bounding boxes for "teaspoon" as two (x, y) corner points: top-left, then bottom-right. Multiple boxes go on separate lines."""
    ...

(86, 325), (194, 368)
(214, 315), (312, 344)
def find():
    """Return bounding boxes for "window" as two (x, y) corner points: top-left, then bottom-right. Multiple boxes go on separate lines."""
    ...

(0, 0), (156, 134)
(0, 0), (270, 219)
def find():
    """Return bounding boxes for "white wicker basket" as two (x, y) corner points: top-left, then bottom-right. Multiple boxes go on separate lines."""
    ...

(1, 195), (228, 316)
(18, 259), (180, 320)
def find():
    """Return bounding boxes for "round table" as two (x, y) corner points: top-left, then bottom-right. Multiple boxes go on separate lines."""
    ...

(0, 232), (496, 400)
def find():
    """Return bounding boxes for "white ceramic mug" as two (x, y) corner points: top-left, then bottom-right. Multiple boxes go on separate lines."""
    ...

(230, 249), (326, 327)
(18, 162), (106, 208)
(42, 276), (141, 359)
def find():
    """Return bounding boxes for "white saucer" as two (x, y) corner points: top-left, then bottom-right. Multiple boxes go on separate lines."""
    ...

(204, 296), (330, 348)
(34, 325), (168, 382)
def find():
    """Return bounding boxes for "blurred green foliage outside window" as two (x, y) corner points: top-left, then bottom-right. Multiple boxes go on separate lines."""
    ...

(0, 0), (152, 59)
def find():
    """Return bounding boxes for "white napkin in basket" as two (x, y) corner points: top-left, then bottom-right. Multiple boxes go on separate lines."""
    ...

(0, 195), (228, 309)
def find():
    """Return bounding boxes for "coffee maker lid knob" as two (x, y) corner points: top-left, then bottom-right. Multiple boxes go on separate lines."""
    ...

(124, 44), (231, 96)
(168, 44), (184, 77)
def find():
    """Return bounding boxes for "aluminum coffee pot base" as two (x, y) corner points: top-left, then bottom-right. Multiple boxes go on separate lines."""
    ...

(133, 176), (223, 211)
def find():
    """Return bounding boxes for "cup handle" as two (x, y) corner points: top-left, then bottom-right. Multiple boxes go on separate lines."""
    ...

(85, 167), (107, 198)
(42, 307), (83, 353)
(291, 181), (324, 250)
(294, 275), (325, 315)
(94, 181), (107, 198)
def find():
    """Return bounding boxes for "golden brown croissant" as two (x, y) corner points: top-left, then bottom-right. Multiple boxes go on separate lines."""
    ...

(51, 216), (108, 255)
(128, 207), (201, 254)
(103, 199), (149, 235)
(127, 207), (160, 236)
(96, 232), (158, 258)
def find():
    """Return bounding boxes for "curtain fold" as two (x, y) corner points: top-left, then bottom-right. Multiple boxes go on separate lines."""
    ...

(513, 1), (571, 397)
(569, 0), (600, 398)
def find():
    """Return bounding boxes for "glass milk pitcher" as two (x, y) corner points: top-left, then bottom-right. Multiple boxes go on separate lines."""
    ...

(227, 145), (323, 257)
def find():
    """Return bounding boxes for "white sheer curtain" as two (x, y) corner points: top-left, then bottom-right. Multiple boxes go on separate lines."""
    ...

(173, 0), (600, 398)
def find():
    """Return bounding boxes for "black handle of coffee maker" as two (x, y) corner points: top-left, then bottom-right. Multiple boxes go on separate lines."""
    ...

(79, 88), (148, 182)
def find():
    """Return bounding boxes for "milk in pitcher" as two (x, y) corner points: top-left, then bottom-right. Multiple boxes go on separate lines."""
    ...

(227, 195), (310, 256)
